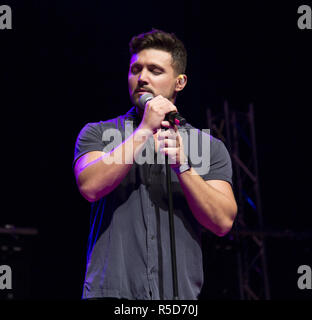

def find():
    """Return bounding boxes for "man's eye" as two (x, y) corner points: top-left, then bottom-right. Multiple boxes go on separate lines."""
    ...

(131, 66), (140, 74)
(152, 70), (162, 75)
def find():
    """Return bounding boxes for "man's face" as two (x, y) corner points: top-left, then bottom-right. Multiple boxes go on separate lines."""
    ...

(128, 48), (178, 109)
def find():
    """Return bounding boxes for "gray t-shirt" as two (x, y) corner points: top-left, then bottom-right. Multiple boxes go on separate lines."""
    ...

(74, 107), (233, 300)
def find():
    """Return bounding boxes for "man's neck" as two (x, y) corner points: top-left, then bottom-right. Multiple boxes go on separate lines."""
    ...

(135, 106), (144, 120)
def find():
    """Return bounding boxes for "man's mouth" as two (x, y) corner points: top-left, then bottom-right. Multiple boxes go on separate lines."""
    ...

(135, 88), (152, 94)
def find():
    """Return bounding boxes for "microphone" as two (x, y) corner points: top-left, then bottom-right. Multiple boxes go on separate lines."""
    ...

(138, 93), (186, 126)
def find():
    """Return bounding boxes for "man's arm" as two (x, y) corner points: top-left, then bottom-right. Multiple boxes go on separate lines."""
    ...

(177, 170), (237, 236)
(157, 124), (237, 236)
(74, 95), (177, 202)
(74, 125), (152, 202)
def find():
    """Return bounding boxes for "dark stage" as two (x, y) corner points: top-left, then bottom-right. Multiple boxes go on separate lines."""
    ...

(0, 1), (311, 301)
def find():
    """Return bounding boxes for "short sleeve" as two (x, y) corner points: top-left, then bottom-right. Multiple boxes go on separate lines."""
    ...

(201, 137), (233, 185)
(73, 122), (105, 166)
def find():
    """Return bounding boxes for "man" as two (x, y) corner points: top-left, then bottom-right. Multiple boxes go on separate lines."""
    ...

(73, 29), (237, 300)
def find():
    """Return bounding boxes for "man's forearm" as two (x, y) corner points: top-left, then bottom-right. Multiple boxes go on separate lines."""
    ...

(77, 125), (152, 202)
(177, 168), (237, 236)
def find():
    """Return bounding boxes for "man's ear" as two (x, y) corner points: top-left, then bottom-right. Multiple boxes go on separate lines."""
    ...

(175, 74), (187, 91)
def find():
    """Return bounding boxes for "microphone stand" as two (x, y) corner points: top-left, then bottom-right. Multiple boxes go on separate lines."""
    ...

(140, 92), (183, 299)
(165, 154), (179, 300)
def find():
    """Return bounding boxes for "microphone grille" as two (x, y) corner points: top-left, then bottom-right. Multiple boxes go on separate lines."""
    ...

(138, 93), (154, 109)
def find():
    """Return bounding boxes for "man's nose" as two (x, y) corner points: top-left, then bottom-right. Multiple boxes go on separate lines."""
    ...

(138, 69), (149, 84)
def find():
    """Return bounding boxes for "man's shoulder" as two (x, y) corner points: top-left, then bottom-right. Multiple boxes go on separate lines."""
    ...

(183, 123), (227, 150)
(82, 107), (138, 133)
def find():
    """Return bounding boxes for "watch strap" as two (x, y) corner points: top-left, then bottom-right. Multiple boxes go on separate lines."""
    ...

(172, 162), (191, 175)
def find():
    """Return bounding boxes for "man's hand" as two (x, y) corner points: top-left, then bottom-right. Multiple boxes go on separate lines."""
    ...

(157, 124), (187, 168)
(139, 95), (177, 133)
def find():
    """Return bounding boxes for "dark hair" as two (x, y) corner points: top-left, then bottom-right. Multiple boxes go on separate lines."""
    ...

(129, 28), (187, 75)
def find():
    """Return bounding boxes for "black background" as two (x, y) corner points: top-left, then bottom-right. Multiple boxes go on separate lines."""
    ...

(1, 0), (311, 300)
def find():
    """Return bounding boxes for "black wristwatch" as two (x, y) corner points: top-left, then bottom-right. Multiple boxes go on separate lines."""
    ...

(173, 162), (191, 175)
